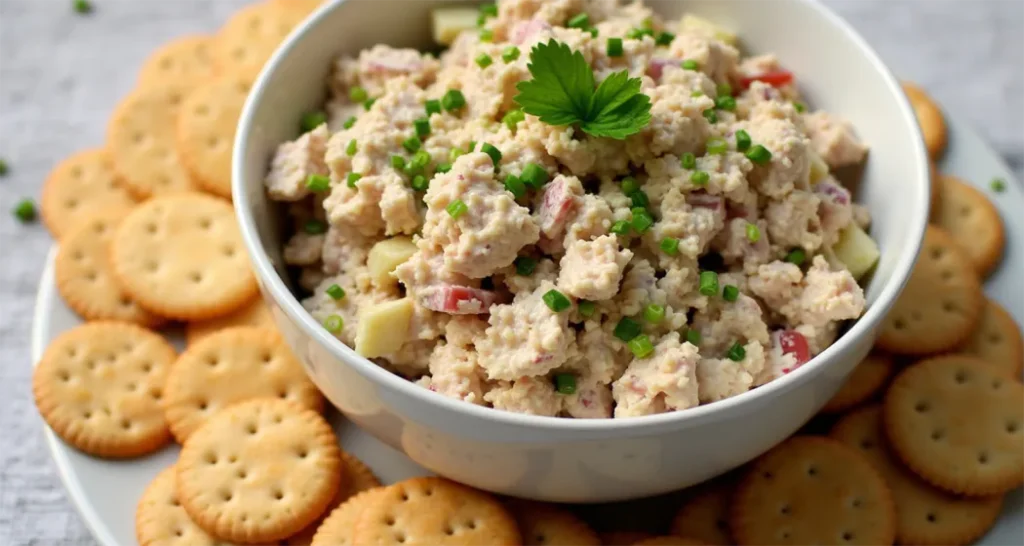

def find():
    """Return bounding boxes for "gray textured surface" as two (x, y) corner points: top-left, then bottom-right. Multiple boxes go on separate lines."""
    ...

(0, 1), (1021, 544)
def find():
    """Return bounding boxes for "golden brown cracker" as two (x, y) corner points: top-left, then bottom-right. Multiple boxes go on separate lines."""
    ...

(33, 322), (175, 458)
(959, 298), (1024, 379)
(310, 487), (391, 546)
(351, 477), (521, 545)
(877, 226), (984, 355)
(505, 499), (600, 546)
(820, 352), (893, 414)
(884, 354), (1024, 496)
(211, 1), (310, 80)
(185, 296), (275, 345)
(902, 82), (947, 160)
(55, 208), (163, 326)
(109, 192), (258, 321)
(934, 174), (1005, 277)
(163, 327), (322, 442)
(176, 73), (252, 199)
(136, 465), (248, 546)
(40, 149), (136, 239)
(730, 436), (896, 546)
(138, 35), (216, 91)
(176, 398), (343, 543)
(831, 405), (1005, 545)
(284, 451), (381, 546)
(107, 85), (197, 199)
(669, 479), (733, 546)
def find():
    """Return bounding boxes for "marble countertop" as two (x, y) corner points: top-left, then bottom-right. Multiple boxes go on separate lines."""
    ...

(0, 1), (1020, 544)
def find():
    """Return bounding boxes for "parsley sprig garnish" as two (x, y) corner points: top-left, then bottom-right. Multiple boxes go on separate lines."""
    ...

(513, 39), (652, 139)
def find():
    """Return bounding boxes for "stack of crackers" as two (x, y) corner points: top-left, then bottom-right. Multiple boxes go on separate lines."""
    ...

(28, 0), (1022, 542)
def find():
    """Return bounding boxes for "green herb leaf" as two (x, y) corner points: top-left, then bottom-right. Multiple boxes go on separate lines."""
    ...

(582, 70), (652, 139)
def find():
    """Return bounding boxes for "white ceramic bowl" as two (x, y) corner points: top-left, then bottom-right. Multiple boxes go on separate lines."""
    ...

(234, 0), (929, 502)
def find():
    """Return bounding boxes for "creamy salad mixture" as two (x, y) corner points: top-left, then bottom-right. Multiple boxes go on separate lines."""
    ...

(264, 0), (880, 418)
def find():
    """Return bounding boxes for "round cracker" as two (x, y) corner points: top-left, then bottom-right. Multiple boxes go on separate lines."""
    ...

(176, 73), (252, 199)
(902, 82), (947, 160)
(670, 479), (734, 546)
(136, 465), (248, 546)
(107, 85), (197, 199)
(311, 487), (391, 546)
(285, 450), (381, 546)
(33, 322), (175, 458)
(877, 226), (984, 355)
(40, 149), (136, 239)
(110, 193), (258, 321)
(820, 352), (893, 414)
(831, 405), (1005, 545)
(730, 436), (896, 546)
(55, 208), (163, 326)
(176, 398), (342, 543)
(138, 35), (216, 91)
(934, 174), (1005, 277)
(505, 499), (600, 546)
(186, 296), (275, 345)
(211, 1), (310, 80)
(163, 327), (323, 442)
(959, 298), (1024, 379)
(884, 355), (1024, 496)
(351, 477), (521, 545)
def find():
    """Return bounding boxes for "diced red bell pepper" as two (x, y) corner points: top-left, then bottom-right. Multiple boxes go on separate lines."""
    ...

(421, 285), (497, 314)
(739, 70), (794, 90)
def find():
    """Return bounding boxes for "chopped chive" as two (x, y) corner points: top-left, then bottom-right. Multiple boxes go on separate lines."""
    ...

(578, 300), (596, 318)
(630, 190), (650, 210)
(504, 175), (526, 199)
(300, 111), (327, 132)
(735, 129), (751, 152)
(567, 13), (590, 29)
(449, 148), (465, 162)
(543, 289), (572, 312)
(630, 207), (654, 233)
(715, 95), (737, 111)
(626, 27), (653, 39)
(414, 118), (431, 138)
(346, 139), (358, 156)
(481, 143), (502, 166)
(613, 317), (642, 342)
(402, 136), (422, 153)
(363, 98), (376, 110)
(435, 162), (452, 174)
(442, 89), (466, 112)
(345, 172), (362, 188)
(716, 82), (733, 97)
(554, 373), (577, 395)
(411, 175), (429, 192)
(684, 329), (702, 346)
(446, 199), (468, 219)
(698, 270), (719, 296)
(323, 314), (344, 333)
(691, 90), (704, 97)
(303, 219), (327, 234)
(706, 137), (728, 155)
(628, 334), (655, 358)
(502, 108), (526, 130)
(475, 53), (493, 68)
(479, 3), (498, 17)
(342, 116), (357, 129)
(746, 222), (761, 243)
(723, 285), (739, 302)
(610, 220), (631, 235)
(326, 284), (346, 300)
(660, 237), (679, 256)
(681, 59), (699, 71)
(514, 256), (537, 276)
(13, 198), (35, 223)
(990, 177), (1007, 193)
(620, 176), (639, 195)
(348, 86), (368, 103)
(411, 150), (431, 169)
(425, 99), (442, 116)
(793, 101), (806, 113)
(727, 342), (746, 362)
(73, 0), (93, 14)
(746, 145), (773, 165)
(643, 304), (665, 324)
(502, 46), (521, 62)
(680, 152), (696, 169)
(520, 163), (549, 188)
(703, 108), (718, 124)
(305, 174), (330, 192)
(588, 27), (599, 37)
(607, 37), (624, 57)
(479, 28), (494, 42)
(785, 248), (806, 266)
(655, 31), (675, 46)
(467, 141), (477, 152)
(390, 155), (406, 170)
(690, 170), (710, 186)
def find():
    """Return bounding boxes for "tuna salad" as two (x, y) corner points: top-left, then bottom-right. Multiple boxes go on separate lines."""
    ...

(264, 0), (880, 418)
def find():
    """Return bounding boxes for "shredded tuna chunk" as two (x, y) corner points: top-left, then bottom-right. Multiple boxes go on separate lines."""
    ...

(477, 281), (574, 380)
(804, 111), (867, 168)
(557, 235), (633, 301)
(264, 124), (329, 201)
(612, 333), (700, 417)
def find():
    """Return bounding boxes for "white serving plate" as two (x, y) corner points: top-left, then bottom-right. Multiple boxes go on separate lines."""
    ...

(32, 114), (1023, 546)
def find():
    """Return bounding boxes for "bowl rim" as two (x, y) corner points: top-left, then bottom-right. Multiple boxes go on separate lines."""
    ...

(233, 0), (929, 433)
